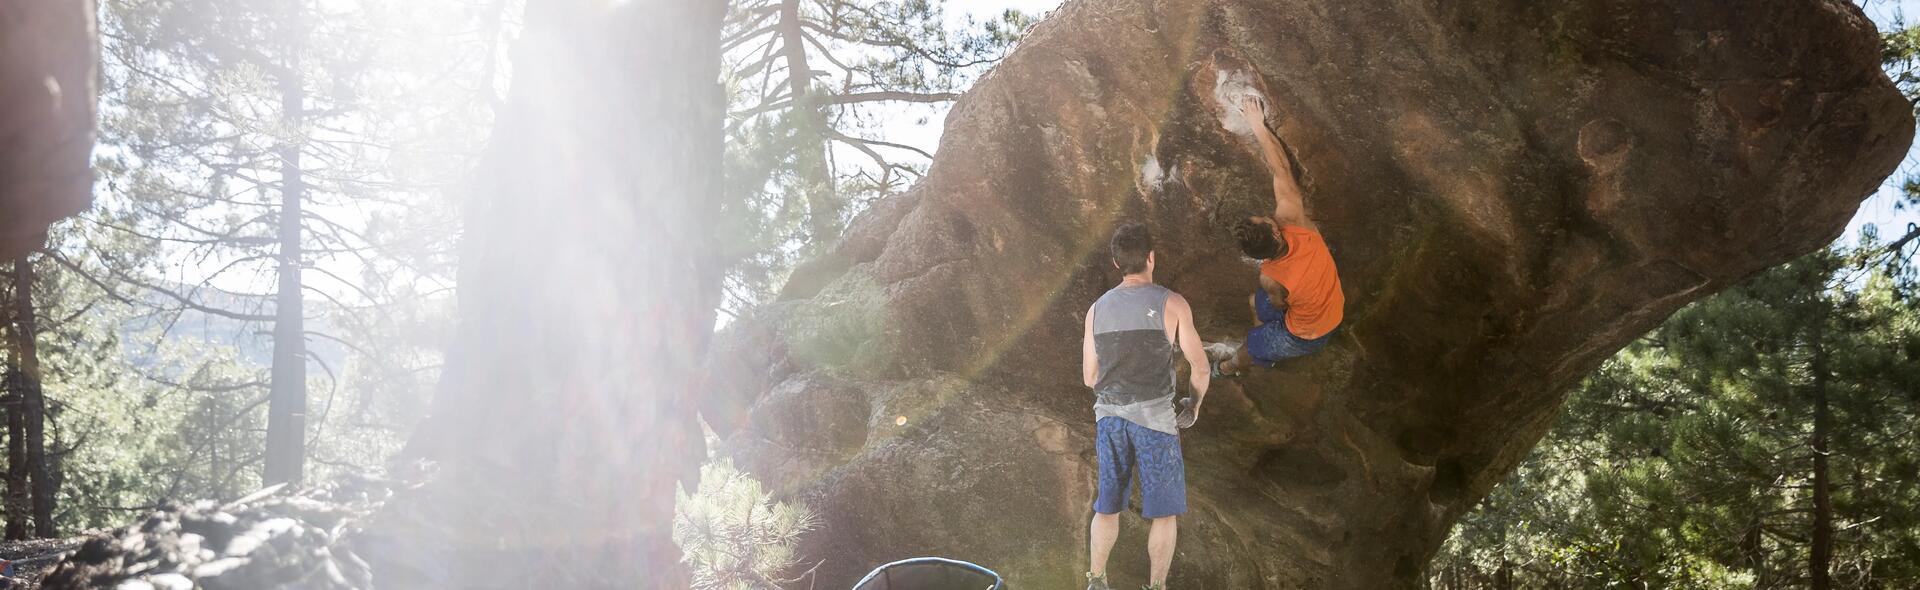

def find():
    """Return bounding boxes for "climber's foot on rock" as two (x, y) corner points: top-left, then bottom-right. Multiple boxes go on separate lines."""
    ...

(1210, 357), (1241, 380)
(1204, 341), (1237, 362)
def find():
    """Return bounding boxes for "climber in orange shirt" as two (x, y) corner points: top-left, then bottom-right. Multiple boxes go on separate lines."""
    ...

(1209, 95), (1344, 379)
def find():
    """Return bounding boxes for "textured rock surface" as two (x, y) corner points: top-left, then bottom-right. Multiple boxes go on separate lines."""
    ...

(39, 476), (408, 590)
(705, 1), (1913, 588)
(0, 0), (98, 258)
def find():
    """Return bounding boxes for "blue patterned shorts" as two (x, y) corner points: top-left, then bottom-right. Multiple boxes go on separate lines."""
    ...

(1093, 417), (1186, 519)
(1245, 288), (1332, 366)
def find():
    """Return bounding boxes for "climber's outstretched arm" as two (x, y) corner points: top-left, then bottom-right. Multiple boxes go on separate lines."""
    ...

(1238, 96), (1312, 229)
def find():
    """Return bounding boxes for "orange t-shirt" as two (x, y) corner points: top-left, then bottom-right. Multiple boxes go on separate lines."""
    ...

(1258, 226), (1344, 340)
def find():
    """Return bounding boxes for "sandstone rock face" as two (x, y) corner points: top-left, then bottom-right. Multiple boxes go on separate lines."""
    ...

(706, 1), (1912, 588)
(0, 0), (98, 258)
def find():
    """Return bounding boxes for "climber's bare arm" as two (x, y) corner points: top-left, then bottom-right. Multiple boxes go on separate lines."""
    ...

(1239, 96), (1312, 229)
(1083, 305), (1099, 389)
(1165, 293), (1209, 401)
(1258, 274), (1289, 314)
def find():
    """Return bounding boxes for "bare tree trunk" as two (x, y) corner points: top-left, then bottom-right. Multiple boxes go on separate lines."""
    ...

(382, 0), (726, 586)
(1743, 518), (1768, 586)
(4, 256), (53, 539)
(777, 0), (837, 251)
(4, 366), (25, 541)
(1809, 330), (1833, 590)
(10, 257), (54, 537)
(263, 4), (307, 486)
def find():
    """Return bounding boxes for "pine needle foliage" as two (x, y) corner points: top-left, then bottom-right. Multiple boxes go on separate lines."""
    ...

(674, 461), (821, 590)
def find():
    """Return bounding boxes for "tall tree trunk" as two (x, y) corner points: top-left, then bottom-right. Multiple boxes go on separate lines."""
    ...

(383, 0), (726, 586)
(4, 366), (24, 541)
(1809, 329), (1833, 590)
(4, 256), (52, 539)
(778, 0), (837, 251)
(263, 12), (308, 486)
(10, 257), (53, 537)
(1743, 518), (1768, 585)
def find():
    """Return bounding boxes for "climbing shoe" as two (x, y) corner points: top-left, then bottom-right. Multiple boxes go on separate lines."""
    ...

(1085, 572), (1111, 590)
(1209, 357), (1241, 380)
(1203, 341), (1237, 361)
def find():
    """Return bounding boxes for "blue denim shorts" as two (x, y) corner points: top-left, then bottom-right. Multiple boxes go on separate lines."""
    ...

(1246, 288), (1332, 366)
(1093, 417), (1186, 519)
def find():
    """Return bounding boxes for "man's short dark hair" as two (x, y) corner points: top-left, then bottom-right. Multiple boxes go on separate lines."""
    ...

(1234, 219), (1283, 260)
(1110, 223), (1153, 274)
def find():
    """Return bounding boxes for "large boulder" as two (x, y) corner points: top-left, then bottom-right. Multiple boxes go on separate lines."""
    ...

(0, 0), (98, 258)
(705, 0), (1913, 588)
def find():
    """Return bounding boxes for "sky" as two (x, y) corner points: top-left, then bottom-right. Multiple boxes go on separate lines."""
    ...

(926, 0), (1920, 245)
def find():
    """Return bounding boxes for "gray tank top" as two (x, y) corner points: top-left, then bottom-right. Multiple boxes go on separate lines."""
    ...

(1090, 283), (1178, 434)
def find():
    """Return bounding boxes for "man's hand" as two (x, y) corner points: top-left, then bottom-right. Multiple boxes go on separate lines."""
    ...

(1239, 95), (1267, 128)
(1177, 395), (1203, 429)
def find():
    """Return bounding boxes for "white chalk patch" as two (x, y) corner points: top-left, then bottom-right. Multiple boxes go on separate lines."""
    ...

(1213, 69), (1266, 137)
(1141, 153), (1164, 188)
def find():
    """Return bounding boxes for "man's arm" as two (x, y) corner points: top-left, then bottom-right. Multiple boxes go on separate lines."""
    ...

(1083, 305), (1099, 389)
(1239, 96), (1311, 228)
(1259, 274), (1289, 314)
(1166, 294), (1209, 426)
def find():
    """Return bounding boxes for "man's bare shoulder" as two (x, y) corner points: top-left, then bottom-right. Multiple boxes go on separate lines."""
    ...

(1163, 290), (1191, 313)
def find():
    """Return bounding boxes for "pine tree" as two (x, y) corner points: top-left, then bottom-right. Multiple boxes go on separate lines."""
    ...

(717, 0), (1031, 309)
(89, 0), (490, 487)
(1433, 245), (1920, 589)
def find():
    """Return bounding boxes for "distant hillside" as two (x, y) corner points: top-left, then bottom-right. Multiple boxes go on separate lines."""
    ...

(118, 284), (349, 375)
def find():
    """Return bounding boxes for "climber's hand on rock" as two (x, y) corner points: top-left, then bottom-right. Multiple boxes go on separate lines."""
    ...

(1239, 95), (1267, 126)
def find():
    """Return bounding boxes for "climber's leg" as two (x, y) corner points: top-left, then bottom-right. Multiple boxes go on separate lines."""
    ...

(1133, 422), (1184, 587)
(1227, 289), (1332, 371)
(1089, 511), (1119, 581)
(1219, 288), (1292, 376)
(1090, 417), (1133, 580)
(1147, 515), (1177, 587)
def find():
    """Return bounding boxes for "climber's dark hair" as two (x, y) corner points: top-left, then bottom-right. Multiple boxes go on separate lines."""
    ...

(1110, 223), (1153, 275)
(1234, 218), (1284, 260)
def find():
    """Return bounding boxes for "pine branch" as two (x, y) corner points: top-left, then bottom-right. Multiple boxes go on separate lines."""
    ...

(1882, 223), (1920, 260)
(829, 130), (934, 160)
(733, 89), (960, 119)
(724, 24), (780, 52)
(44, 248), (275, 322)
